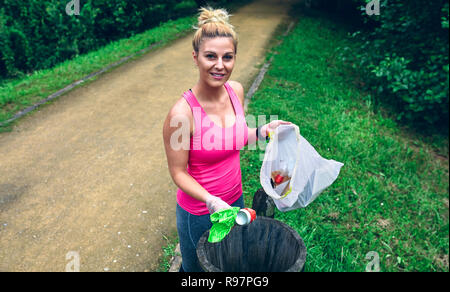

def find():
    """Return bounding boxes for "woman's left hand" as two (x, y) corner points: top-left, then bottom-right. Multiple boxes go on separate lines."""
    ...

(261, 120), (292, 137)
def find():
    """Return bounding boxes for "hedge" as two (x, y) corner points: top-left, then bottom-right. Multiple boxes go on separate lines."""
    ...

(302, 0), (449, 129)
(0, 0), (217, 79)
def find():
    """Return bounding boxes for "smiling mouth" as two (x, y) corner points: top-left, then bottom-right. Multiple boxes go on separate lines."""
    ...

(210, 72), (226, 78)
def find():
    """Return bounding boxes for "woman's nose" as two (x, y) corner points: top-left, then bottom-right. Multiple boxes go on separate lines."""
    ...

(215, 58), (224, 70)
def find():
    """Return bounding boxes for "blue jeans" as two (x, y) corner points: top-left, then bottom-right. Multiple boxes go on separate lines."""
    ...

(176, 195), (245, 272)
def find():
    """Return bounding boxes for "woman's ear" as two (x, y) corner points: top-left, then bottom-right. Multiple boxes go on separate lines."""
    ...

(192, 50), (198, 67)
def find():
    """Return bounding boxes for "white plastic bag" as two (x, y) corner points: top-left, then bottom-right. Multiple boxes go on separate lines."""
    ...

(260, 124), (343, 212)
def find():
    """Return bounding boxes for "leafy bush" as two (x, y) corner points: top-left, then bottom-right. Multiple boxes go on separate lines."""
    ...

(0, 0), (202, 79)
(305, 0), (449, 130)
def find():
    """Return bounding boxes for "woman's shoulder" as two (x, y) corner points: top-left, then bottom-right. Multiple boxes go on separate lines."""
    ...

(168, 96), (192, 119)
(227, 80), (245, 107)
(164, 96), (193, 137)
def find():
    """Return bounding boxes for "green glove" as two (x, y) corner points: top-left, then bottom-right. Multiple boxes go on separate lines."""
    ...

(208, 207), (240, 243)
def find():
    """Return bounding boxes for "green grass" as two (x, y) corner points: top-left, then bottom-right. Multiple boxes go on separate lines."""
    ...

(240, 9), (449, 271)
(0, 15), (197, 131)
(156, 234), (180, 272)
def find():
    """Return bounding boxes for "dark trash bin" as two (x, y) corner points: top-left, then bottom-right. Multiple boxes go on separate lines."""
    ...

(251, 188), (276, 218)
(196, 217), (306, 272)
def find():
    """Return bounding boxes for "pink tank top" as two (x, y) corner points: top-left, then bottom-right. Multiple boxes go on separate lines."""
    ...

(176, 82), (249, 215)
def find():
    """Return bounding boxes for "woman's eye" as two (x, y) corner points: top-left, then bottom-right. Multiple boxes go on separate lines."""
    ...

(204, 54), (233, 60)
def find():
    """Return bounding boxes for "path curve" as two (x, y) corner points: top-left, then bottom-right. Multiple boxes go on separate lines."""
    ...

(0, 0), (295, 271)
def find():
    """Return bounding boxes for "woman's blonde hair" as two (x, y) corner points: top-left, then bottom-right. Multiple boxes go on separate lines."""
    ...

(192, 6), (238, 54)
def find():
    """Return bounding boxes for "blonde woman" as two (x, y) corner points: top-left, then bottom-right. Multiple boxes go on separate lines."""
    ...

(163, 6), (289, 272)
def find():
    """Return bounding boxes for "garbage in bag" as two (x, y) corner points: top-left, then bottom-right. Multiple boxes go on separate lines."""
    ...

(208, 207), (240, 243)
(260, 124), (344, 212)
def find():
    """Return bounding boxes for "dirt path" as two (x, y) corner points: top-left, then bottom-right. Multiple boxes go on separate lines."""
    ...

(0, 0), (295, 271)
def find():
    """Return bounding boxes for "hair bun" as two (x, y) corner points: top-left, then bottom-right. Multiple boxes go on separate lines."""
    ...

(192, 6), (237, 53)
(196, 6), (233, 28)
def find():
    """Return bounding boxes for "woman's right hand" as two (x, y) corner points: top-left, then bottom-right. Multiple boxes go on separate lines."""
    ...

(261, 120), (292, 137)
(205, 195), (231, 214)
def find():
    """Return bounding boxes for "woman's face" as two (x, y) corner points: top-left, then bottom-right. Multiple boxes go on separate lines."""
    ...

(193, 37), (236, 88)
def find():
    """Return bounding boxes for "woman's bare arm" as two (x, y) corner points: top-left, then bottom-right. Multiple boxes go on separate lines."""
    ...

(163, 98), (212, 203)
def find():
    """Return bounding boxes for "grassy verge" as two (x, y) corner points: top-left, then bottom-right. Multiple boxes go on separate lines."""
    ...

(156, 233), (180, 272)
(0, 15), (197, 131)
(241, 8), (449, 271)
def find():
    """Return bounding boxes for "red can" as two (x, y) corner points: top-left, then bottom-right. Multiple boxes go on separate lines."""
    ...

(235, 208), (257, 225)
(274, 174), (284, 184)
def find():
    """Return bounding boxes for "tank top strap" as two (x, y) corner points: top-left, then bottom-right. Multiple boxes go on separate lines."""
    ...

(182, 89), (202, 109)
(224, 82), (245, 116)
